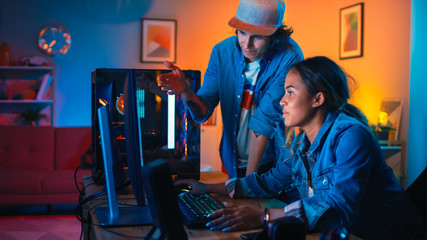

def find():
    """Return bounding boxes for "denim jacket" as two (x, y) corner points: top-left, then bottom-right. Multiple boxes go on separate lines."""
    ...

(227, 111), (425, 239)
(190, 36), (303, 178)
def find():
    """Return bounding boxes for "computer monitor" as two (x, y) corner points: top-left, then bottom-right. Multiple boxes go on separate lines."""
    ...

(94, 103), (152, 227)
(141, 159), (188, 240)
(123, 69), (146, 207)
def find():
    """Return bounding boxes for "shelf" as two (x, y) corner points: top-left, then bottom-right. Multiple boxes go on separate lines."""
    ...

(0, 66), (53, 79)
(379, 140), (407, 189)
(0, 66), (54, 125)
(380, 145), (401, 151)
(0, 100), (53, 113)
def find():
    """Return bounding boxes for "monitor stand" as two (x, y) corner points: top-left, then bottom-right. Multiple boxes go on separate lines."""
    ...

(95, 206), (152, 227)
(95, 105), (152, 227)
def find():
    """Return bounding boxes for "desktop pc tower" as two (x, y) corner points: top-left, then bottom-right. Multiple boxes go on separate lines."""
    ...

(91, 68), (201, 186)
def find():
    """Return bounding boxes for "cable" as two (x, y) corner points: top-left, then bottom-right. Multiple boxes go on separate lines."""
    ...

(74, 163), (92, 194)
(74, 162), (131, 239)
(74, 176), (131, 224)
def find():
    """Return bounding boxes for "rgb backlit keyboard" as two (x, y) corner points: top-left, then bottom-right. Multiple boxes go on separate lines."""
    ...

(177, 192), (225, 228)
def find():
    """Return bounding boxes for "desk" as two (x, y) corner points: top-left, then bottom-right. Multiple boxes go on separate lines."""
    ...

(81, 172), (321, 240)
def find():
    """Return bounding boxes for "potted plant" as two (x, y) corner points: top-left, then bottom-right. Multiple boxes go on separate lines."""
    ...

(370, 123), (395, 141)
(17, 109), (47, 126)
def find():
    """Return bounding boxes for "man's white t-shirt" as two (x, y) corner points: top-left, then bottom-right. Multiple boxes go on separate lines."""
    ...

(236, 59), (261, 168)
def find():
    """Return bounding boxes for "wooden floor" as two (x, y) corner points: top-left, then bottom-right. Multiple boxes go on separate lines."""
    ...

(0, 204), (82, 240)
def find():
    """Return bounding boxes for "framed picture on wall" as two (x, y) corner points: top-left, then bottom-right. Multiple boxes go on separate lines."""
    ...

(141, 18), (177, 63)
(339, 3), (364, 59)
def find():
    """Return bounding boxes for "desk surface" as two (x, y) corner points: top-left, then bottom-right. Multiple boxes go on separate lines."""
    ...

(82, 172), (320, 240)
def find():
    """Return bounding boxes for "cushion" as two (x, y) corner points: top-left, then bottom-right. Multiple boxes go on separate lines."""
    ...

(0, 126), (55, 170)
(42, 169), (90, 194)
(0, 169), (51, 194)
(54, 127), (92, 170)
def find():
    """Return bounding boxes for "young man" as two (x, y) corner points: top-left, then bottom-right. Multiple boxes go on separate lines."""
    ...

(157, 0), (303, 178)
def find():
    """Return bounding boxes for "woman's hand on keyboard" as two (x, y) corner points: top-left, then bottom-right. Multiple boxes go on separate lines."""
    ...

(205, 202), (264, 232)
(174, 179), (207, 195)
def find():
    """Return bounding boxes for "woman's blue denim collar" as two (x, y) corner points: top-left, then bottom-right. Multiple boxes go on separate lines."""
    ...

(296, 111), (341, 155)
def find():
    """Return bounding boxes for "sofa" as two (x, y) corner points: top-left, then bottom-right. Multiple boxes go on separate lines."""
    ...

(0, 126), (92, 205)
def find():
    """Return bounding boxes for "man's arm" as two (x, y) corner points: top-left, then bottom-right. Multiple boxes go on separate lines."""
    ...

(245, 131), (268, 176)
(180, 87), (207, 119)
(157, 61), (207, 119)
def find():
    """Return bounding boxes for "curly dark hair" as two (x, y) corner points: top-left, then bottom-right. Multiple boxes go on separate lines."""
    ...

(234, 24), (294, 50)
(269, 25), (294, 49)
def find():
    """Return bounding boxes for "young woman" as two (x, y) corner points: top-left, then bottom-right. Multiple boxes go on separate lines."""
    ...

(176, 56), (425, 239)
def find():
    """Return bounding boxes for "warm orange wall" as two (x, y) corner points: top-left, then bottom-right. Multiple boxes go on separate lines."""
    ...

(285, 0), (411, 144)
